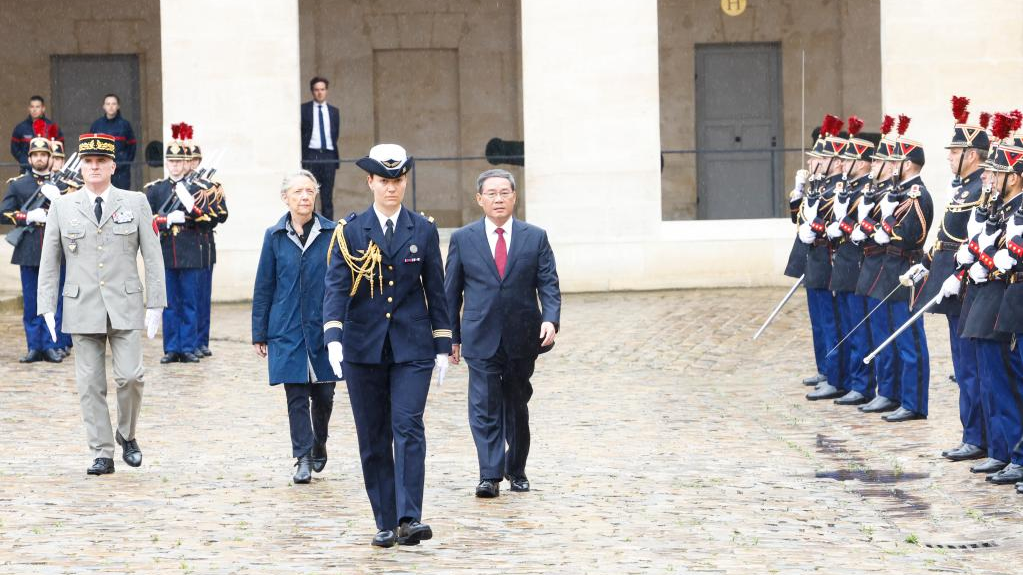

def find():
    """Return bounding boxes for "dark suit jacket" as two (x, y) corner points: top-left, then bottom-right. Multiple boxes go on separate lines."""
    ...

(445, 218), (561, 360)
(300, 101), (340, 166)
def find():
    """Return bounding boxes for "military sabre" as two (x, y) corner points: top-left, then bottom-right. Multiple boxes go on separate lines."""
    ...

(863, 293), (941, 364)
(753, 274), (805, 341)
(824, 281), (904, 357)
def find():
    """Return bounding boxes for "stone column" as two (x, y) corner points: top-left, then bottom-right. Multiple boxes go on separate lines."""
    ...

(160, 0), (301, 300)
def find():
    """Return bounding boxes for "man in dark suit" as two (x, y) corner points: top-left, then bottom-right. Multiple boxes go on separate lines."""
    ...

(445, 168), (561, 498)
(300, 76), (340, 220)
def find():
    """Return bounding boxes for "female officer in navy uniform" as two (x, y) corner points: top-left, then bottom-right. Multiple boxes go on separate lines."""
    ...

(322, 144), (451, 548)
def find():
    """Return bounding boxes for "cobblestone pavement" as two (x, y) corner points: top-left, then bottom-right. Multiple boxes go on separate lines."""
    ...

(1, 288), (1022, 574)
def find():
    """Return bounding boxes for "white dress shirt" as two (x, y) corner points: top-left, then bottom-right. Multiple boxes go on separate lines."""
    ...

(85, 186), (111, 205)
(373, 205), (402, 237)
(484, 216), (513, 258)
(308, 102), (334, 151)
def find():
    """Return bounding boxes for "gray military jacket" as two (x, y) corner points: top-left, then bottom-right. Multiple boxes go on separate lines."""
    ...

(37, 186), (167, 333)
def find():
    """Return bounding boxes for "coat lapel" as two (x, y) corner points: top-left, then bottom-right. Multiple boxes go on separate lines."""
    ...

(360, 207), (387, 255)
(501, 219), (527, 279)
(98, 188), (123, 228)
(386, 207), (414, 258)
(469, 218), (501, 281)
(75, 190), (98, 226)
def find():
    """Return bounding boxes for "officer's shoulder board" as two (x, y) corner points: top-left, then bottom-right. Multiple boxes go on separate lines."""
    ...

(6, 176), (19, 185)
(908, 184), (921, 199)
(143, 178), (162, 189)
(418, 211), (436, 225)
(337, 211), (358, 227)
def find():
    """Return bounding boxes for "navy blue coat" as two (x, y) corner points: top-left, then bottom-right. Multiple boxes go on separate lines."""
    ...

(89, 113), (137, 171)
(10, 116), (63, 171)
(300, 101), (340, 166)
(322, 206), (451, 364)
(144, 178), (207, 269)
(445, 218), (561, 360)
(1, 172), (51, 266)
(252, 213), (337, 385)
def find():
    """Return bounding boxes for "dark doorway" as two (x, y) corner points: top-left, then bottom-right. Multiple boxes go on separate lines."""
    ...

(695, 43), (783, 219)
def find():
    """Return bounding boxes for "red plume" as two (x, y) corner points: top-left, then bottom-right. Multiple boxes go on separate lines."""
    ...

(47, 123), (59, 140)
(847, 116), (864, 137)
(880, 114), (894, 136)
(32, 119), (46, 137)
(980, 112), (991, 129)
(897, 114), (911, 136)
(832, 116), (844, 136)
(1010, 110), (1022, 132)
(951, 95), (970, 124)
(184, 124), (194, 140)
(821, 114), (841, 137)
(991, 113), (1012, 141)
(171, 123), (183, 140)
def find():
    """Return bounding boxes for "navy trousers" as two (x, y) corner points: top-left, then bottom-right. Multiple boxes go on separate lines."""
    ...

(867, 297), (902, 402)
(303, 152), (336, 221)
(344, 357), (433, 530)
(283, 382), (335, 458)
(975, 339), (1023, 463)
(835, 291), (876, 398)
(887, 301), (929, 415)
(197, 265), (213, 349)
(466, 347), (536, 481)
(163, 268), (202, 354)
(19, 266), (64, 352)
(806, 287), (841, 385)
(947, 315), (984, 447)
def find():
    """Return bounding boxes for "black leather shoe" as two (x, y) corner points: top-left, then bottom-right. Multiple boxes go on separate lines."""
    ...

(54, 347), (68, 359)
(834, 391), (869, 405)
(941, 443), (964, 457)
(859, 396), (898, 413)
(397, 520), (433, 546)
(311, 441), (327, 473)
(19, 349), (44, 363)
(42, 348), (63, 363)
(198, 345), (212, 357)
(293, 454), (312, 484)
(945, 444), (986, 461)
(806, 383), (845, 401)
(115, 432), (142, 467)
(180, 352), (201, 363)
(87, 458), (115, 475)
(987, 463), (1023, 484)
(160, 352), (180, 364)
(882, 407), (926, 422)
(507, 475), (530, 492)
(475, 479), (500, 498)
(802, 372), (826, 386)
(372, 529), (397, 548)
(1016, 482), (1023, 494)
(970, 458), (1008, 474)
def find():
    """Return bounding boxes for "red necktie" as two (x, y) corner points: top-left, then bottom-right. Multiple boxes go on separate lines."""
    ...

(494, 228), (507, 278)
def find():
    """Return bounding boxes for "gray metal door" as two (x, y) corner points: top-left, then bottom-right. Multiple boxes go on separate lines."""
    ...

(51, 55), (141, 184)
(695, 43), (783, 220)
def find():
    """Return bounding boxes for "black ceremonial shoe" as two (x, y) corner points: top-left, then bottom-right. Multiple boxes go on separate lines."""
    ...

(179, 352), (201, 363)
(42, 348), (63, 363)
(475, 479), (500, 498)
(802, 372), (826, 386)
(941, 443), (964, 457)
(311, 441), (327, 473)
(970, 458), (1008, 474)
(198, 345), (212, 357)
(859, 396), (898, 413)
(806, 383), (845, 401)
(87, 458), (115, 475)
(397, 520), (433, 546)
(372, 529), (397, 548)
(19, 350), (44, 363)
(116, 432), (142, 467)
(160, 352), (180, 364)
(987, 463), (1023, 484)
(882, 407), (926, 422)
(945, 444), (986, 462)
(293, 454), (312, 484)
(508, 476), (530, 492)
(834, 391), (869, 405)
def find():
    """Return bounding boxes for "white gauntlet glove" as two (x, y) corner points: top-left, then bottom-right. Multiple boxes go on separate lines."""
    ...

(434, 353), (449, 386)
(873, 228), (891, 245)
(979, 226), (1002, 250)
(880, 194), (899, 219)
(145, 308), (162, 339)
(938, 274), (962, 302)
(994, 248), (1017, 273)
(798, 222), (817, 244)
(42, 312), (56, 342)
(966, 207), (986, 239)
(956, 243), (976, 266)
(833, 193), (850, 222)
(327, 342), (344, 380)
(40, 183), (60, 202)
(849, 227), (867, 244)
(166, 210), (186, 225)
(25, 207), (47, 224)
(174, 182), (195, 213)
(899, 263), (928, 286)
(968, 262), (989, 284)
(789, 169), (809, 201)
(826, 221), (843, 239)
(857, 198), (875, 223)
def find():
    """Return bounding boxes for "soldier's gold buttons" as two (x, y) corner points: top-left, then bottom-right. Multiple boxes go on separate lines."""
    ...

(388, 280), (394, 286)
(99, 281), (105, 286)
(98, 263), (104, 268)
(385, 312), (392, 319)
(97, 245), (103, 250)
(97, 228), (103, 233)
(387, 297), (393, 303)
(388, 265), (393, 271)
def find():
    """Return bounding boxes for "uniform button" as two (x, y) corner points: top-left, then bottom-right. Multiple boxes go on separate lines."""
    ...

(388, 280), (394, 286)
(387, 297), (393, 303)
(388, 265), (393, 271)
(98, 263), (104, 268)
(98, 245), (103, 250)
(97, 228), (102, 233)
(385, 313), (391, 319)
(100, 281), (105, 286)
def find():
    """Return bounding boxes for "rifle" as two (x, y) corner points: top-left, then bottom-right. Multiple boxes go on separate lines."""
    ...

(4, 153), (81, 247)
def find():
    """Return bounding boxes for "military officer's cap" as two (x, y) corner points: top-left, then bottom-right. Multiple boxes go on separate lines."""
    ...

(166, 122), (190, 160)
(357, 143), (414, 179)
(946, 96), (991, 151)
(841, 116), (874, 161)
(28, 119), (52, 157)
(986, 143), (1023, 174)
(873, 114), (895, 161)
(50, 139), (65, 158)
(78, 133), (116, 158)
(809, 114), (843, 159)
(885, 115), (925, 166)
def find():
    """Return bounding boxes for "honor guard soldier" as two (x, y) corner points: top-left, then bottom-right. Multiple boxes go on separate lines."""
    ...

(186, 134), (227, 357)
(910, 98), (990, 461)
(956, 113), (1023, 481)
(802, 115), (848, 401)
(10, 95), (63, 173)
(323, 144), (451, 548)
(144, 124), (207, 364)
(827, 117), (879, 406)
(1, 122), (66, 363)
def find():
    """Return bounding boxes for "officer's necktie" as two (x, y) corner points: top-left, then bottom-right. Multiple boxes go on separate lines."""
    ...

(385, 219), (394, 249)
(494, 227), (508, 278)
(318, 104), (328, 151)
(94, 197), (103, 224)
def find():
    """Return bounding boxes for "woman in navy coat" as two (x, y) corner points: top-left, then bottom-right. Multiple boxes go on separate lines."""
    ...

(252, 170), (338, 484)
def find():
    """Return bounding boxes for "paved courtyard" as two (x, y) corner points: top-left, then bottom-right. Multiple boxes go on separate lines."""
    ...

(1, 287), (1022, 574)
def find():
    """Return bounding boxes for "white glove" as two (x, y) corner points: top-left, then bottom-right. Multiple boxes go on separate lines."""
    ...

(175, 182), (195, 212)
(802, 198), (819, 222)
(956, 243), (976, 266)
(857, 198), (875, 223)
(145, 308), (162, 339)
(994, 248), (1017, 273)
(850, 227), (867, 244)
(327, 341), (344, 379)
(25, 207), (47, 224)
(826, 221), (843, 239)
(797, 222), (817, 244)
(968, 262), (989, 283)
(166, 210), (186, 225)
(434, 353), (449, 386)
(979, 226), (1002, 250)
(938, 274), (962, 302)
(899, 263), (928, 286)
(40, 183), (60, 202)
(42, 312), (56, 342)
(833, 193), (849, 221)
(1006, 214), (1023, 241)
(873, 228), (891, 245)
(966, 208), (985, 239)
(880, 194), (899, 219)
(790, 169), (809, 200)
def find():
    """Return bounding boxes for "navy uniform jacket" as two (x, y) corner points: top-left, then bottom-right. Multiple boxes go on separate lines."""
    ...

(860, 176), (933, 302)
(913, 169), (984, 315)
(855, 177), (895, 298)
(960, 194), (1023, 341)
(1, 172), (50, 266)
(89, 113), (137, 170)
(996, 208), (1023, 334)
(444, 218), (561, 360)
(144, 178), (207, 269)
(803, 175), (841, 290)
(204, 184), (228, 267)
(783, 176), (816, 279)
(10, 116), (63, 171)
(829, 174), (869, 293)
(322, 206), (451, 364)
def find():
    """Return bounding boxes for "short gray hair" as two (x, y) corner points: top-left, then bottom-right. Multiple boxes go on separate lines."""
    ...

(280, 169), (319, 196)
(476, 168), (516, 194)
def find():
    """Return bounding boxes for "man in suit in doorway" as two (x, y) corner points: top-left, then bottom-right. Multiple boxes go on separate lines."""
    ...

(300, 76), (340, 220)
(445, 168), (561, 498)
